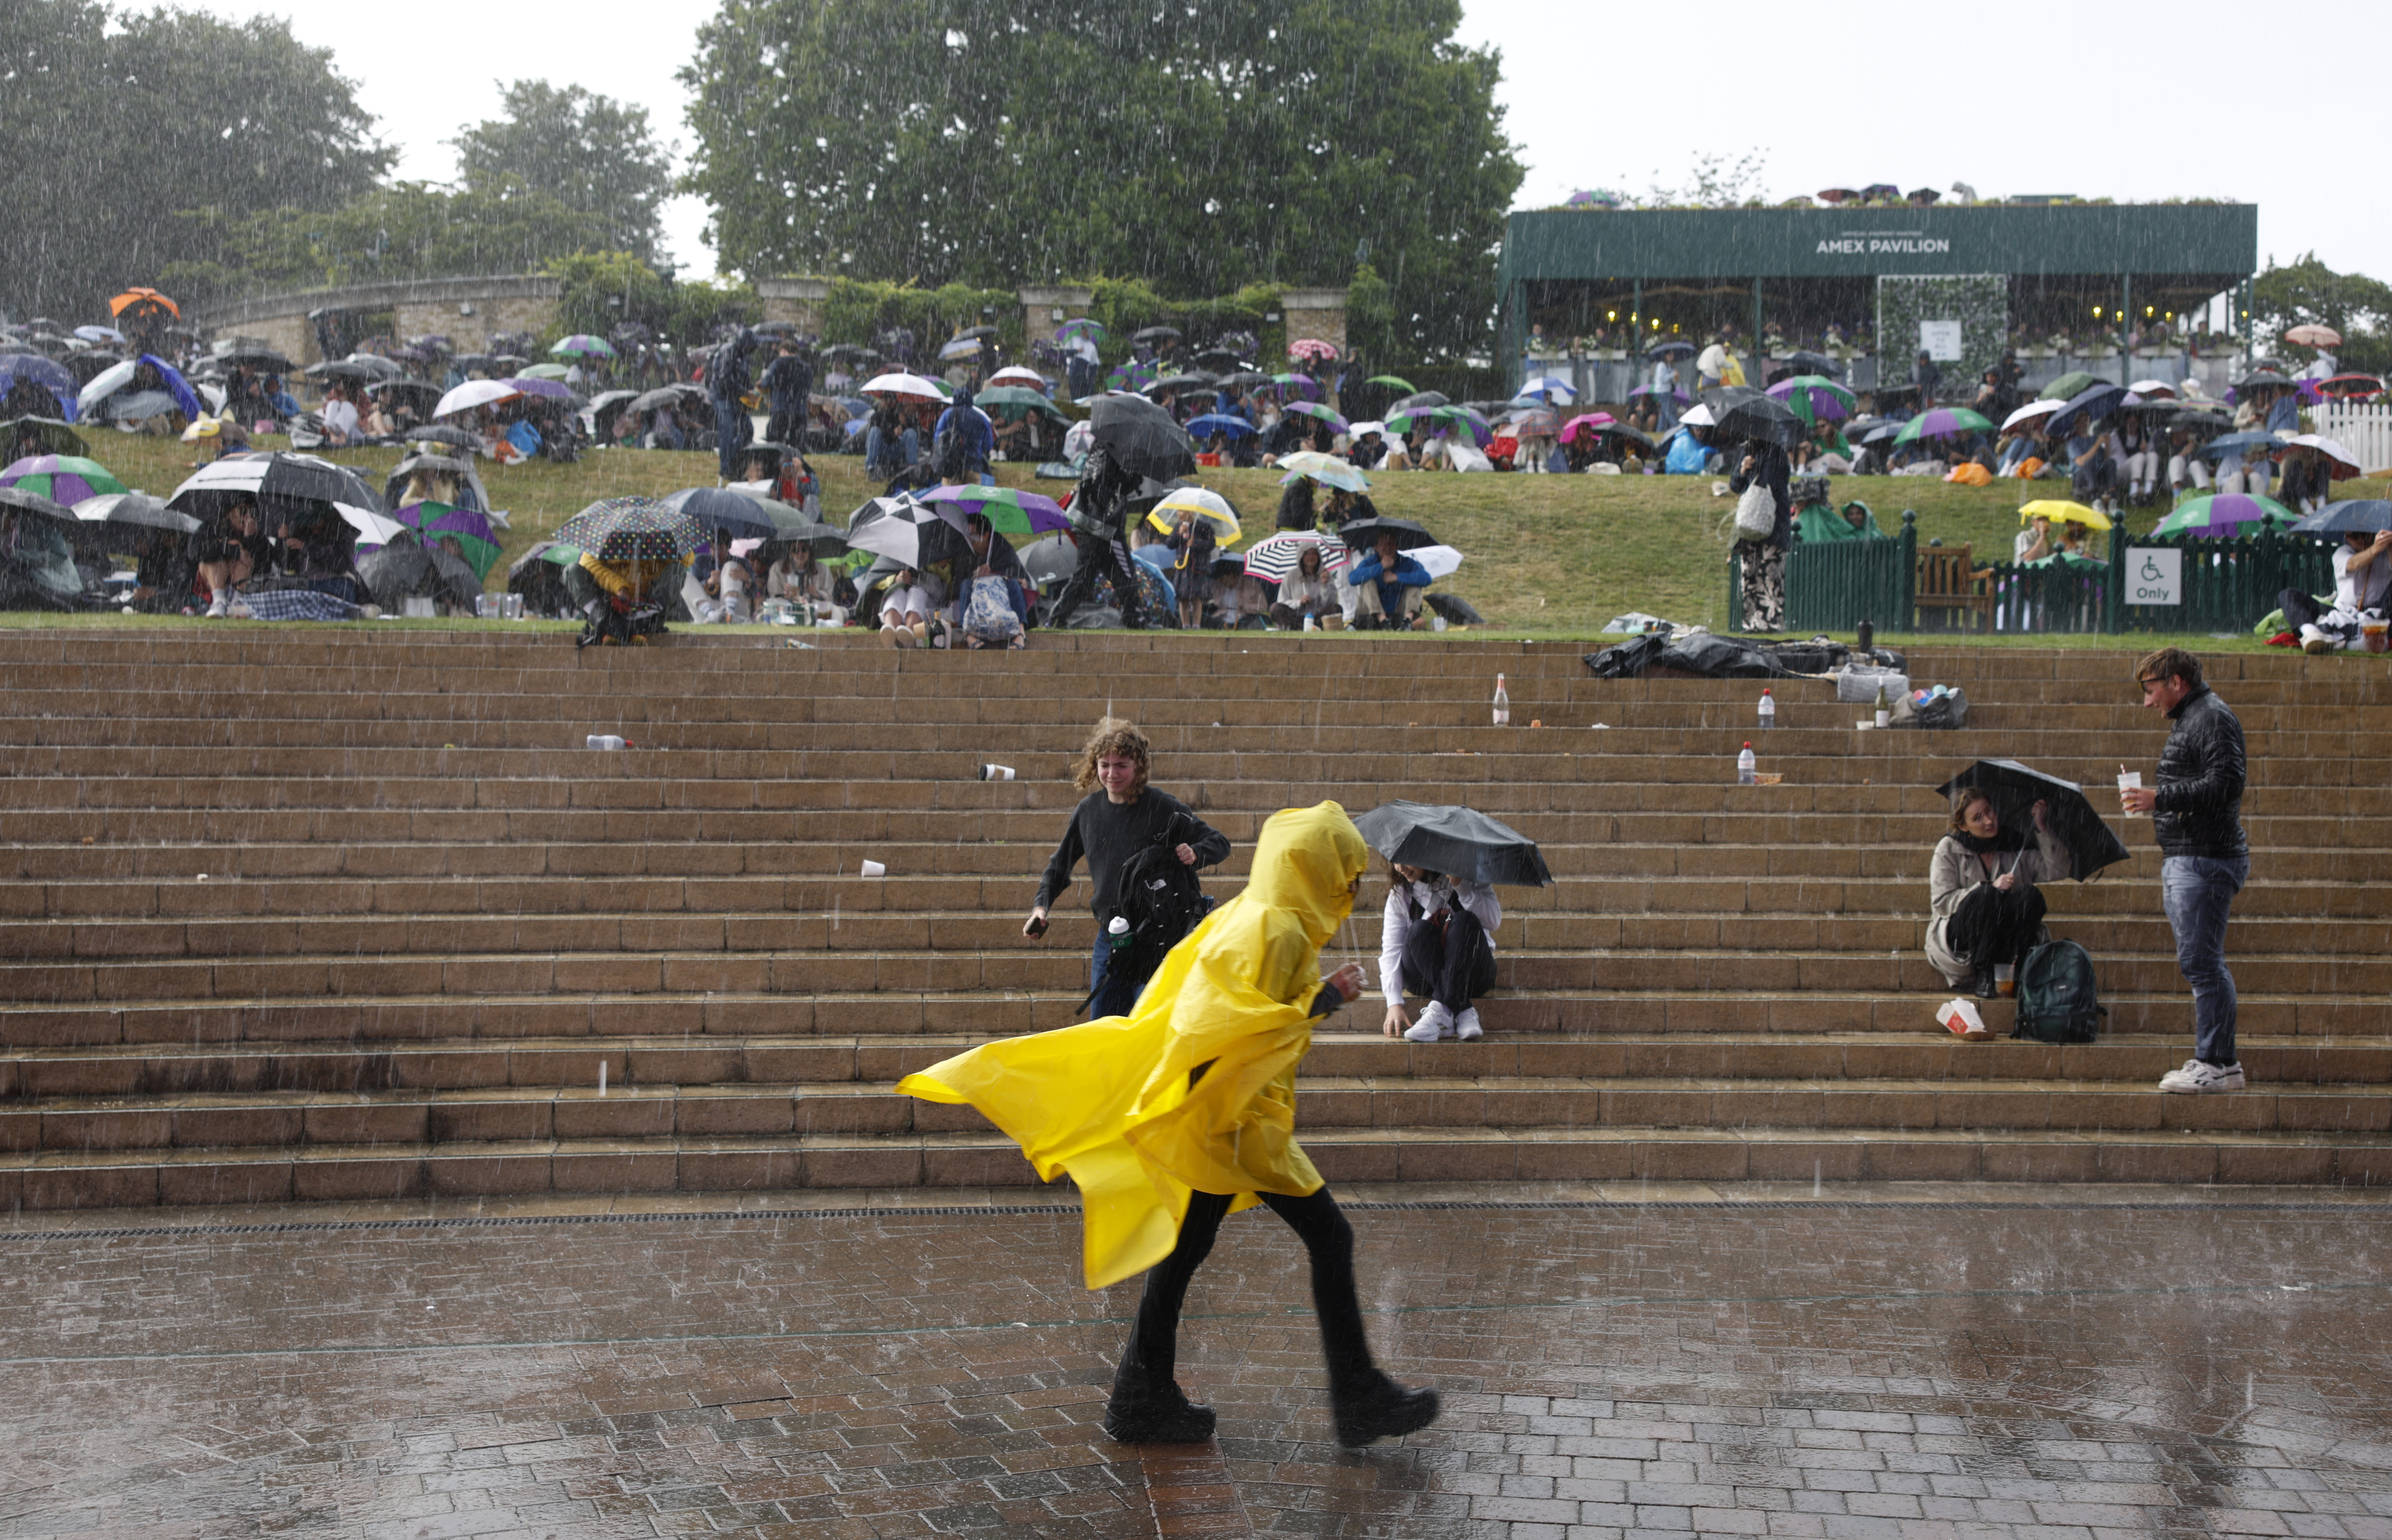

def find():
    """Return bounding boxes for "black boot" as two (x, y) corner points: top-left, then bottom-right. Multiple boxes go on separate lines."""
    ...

(1332, 1371), (1440, 1448)
(1103, 1371), (1216, 1444)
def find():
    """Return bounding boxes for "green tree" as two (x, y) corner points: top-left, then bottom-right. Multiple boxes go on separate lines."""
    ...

(2252, 254), (2392, 375)
(679, 0), (1522, 358)
(0, 0), (388, 317)
(454, 82), (674, 263)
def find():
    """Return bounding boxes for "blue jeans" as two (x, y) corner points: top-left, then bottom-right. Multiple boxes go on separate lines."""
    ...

(1088, 930), (1137, 1018)
(866, 425), (918, 478)
(2161, 855), (2247, 1066)
(713, 399), (750, 479)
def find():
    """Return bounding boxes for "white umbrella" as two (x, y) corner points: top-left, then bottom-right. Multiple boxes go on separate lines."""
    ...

(1516, 376), (1577, 402)
(1348, 420), (1386, 438)
(988, 366), (1048, 390)
(434, 379), (520, 418)
(334, 502), (408, 545)
(2286, 434), (2362, 474)
(860, 372), (947, 400)
(2002, 399), (2064, 432)
(844, 496), (957, 566)
(2127, 379), (2177, 398)
(75, 358), (136, 413)
(1679, 403), (1716, 427)
(1412, 544), (1466, 580)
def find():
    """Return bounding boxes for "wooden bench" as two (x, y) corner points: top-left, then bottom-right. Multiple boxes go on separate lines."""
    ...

(1914, 544), (1996, 631)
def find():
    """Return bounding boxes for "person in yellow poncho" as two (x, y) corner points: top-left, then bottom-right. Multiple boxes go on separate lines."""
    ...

(899, 801), (1440, 1449)
(562, 551), (686, 648)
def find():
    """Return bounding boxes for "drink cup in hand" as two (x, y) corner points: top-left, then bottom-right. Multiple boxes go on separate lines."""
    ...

(2116, 770), (2142, 816)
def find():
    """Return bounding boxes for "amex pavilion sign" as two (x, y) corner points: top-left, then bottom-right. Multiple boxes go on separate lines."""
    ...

(1816, 233), (1954, 257)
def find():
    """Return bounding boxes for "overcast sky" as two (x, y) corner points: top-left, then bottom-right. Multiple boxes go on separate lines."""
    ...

(169, 0), (2388, 286)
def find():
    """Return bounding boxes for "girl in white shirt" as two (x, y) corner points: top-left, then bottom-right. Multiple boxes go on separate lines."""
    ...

(1378, 864), (1501, 1042)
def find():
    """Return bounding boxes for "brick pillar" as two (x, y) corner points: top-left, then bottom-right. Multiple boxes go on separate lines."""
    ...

(1279, 288), (1349, 407)
(756, 278), (830, 336)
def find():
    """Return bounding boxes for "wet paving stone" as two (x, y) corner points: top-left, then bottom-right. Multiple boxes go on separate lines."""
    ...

(2, 1191), (2391, 1537)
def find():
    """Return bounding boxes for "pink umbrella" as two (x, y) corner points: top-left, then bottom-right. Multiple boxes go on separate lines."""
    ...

(1560, 412), (1617, 445)
(1287, 338), (1339, 364)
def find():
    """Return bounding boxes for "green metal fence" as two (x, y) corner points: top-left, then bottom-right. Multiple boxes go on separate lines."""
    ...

(2107, 527), (2333, 635)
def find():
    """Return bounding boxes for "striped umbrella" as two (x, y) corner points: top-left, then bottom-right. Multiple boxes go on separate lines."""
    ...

(1, 454), (125, 505)
(1240, 531), (1349, 583)
(553, 497), (702, 564)
(550, 334), (617, 359)
(914, 483), (1070, 537)
(1283, 401), (1349, 432)
(391, 500), (501, 579)
(1269, 372), (1319, 399)
(2153, 493), (2301, 538)
(1766, 375), (1858, 422)
(1893, 407), (1994, 444)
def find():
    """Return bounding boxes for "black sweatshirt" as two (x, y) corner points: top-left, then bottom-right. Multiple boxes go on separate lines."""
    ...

(1034, 789), (1230, 924)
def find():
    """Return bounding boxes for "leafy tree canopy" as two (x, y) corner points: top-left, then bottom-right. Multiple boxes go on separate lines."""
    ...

(2252, 254), (2392, 375)
(0, 0), (389, 317)
(679, 0), (1522, 359)
(454, 82), (675, 263)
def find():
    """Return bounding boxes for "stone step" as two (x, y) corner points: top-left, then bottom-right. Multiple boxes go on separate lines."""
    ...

(6, 1120), (2384, 1211)
(10, 1031), (2387, 1096)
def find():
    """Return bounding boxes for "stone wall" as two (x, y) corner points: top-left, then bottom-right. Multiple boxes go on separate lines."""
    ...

(186, 276), (564, 363)
(755, 278), (830, 335)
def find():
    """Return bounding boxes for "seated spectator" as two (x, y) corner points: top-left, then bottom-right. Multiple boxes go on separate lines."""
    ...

(1380, 861), (1500, 1042)
(1210, 565), (1269, 630)
(877, 564), (938, 648)
(1275, 476), (1316, 532)
(0, 501), (81, 609)
(1348, 425), (1390, 470)
(193, 499), (268, 617)
(1926, 788), (2069, 997)
(2284, 529), (2392, 653)
(1321, 486), (1377, 531)
(934, 387), (995, 482)
(697, 546), (756, 622)
(256, 502), (363, 606)
(1269, 544), (1340, 630)
(565, 550), (684, 647)
(2067, 422), (2118, 513)
(2015, 513), (2054, 562)
(940, 513), (1031, 645)
(2168, 427), (2213, 494)
(125, 526), (197, 614)
(319, 383), (360, 447)
(1346, 529), (1430, 631)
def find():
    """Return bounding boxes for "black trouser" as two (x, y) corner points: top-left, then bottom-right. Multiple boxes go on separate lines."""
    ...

(2278, 586), (2333, 633)
(1049, 532), (1144, 627)
(1399, 905), (1496, 1011)
(765, 405), (802, 446)
(1946, 882), (2046, 971)
(1119, 1187), (1377, 1397)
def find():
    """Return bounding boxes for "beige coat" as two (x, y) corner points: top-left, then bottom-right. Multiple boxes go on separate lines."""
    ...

(1924, 825), (2072, 984)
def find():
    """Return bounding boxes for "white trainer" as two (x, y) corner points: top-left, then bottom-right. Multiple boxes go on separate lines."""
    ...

(204, 595), (228, 618)
(1453, 1007), (1483, 1041)
(2159, 1059), (2245, 1093)
(1403, 1002), (1453, 1042)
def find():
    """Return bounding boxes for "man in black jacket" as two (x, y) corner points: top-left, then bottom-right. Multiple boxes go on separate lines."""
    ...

(2119, 648), (2249, 1093)
(1026, 718), (1230, 1016)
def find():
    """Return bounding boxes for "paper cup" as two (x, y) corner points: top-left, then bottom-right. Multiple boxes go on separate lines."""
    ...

(979, 764), (1015, 781)
(859, 859), (887, 877)
(1995, 963), (2016, 997)
(2117, 770), (2142, 815)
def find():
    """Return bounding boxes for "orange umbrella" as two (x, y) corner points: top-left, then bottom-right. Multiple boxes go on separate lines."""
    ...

(108, 287), (179, 318)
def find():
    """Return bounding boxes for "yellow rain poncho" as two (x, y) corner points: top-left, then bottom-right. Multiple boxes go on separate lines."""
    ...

(899, 801), (1370, 1289)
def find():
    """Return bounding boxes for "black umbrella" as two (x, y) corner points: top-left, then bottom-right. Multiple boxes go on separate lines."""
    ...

(1709, 391), (1803, 446)
(2046, 383), (2131, 436)
(1645, 339), (1696, 360)
(1217, 370), (1271, 390)
(1391, 390), (1450, 414)
(1089, 393), (1196, 482)
(628, 387), (688, 414)
(358, 531), (479, 611)
(1354, 801), (1553, 887)
(166, 452), (382, 520)
(1192, 347), (1246, 373)
(367, 379), (443, 410)
(1, 416), (86, 457)
(1338, 516), (1436, 551)
(659, 485), (809, 540)
(1784, 350), (1845, 378)
(216, 345), (293, 372)
(2233, 369), (2293, 391)
(587, 389), (639, 421)
(1933, 760), (2128, 881)
(1131, 325), (1182, 345)
(1145, 371), (1215, 395)
(74, 491), (200, 533)
(405, 425), (481, 453)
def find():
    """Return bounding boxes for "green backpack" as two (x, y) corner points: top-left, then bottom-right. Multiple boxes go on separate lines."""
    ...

(2013, 939), (2105, 1043)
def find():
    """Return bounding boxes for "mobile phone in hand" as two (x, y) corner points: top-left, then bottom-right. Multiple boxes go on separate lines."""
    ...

(1025, 914), (1050, 938)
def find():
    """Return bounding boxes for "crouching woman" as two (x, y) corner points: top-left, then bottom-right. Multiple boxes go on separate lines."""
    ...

(1380, 864), (1501, 1041)
(1927, 789), (2071, 997)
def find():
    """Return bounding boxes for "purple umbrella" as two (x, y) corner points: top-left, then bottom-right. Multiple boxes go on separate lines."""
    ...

(1765, 377), (1856, 421)
(502, 376), (576, 401)
(0, 453), (126, 505)
(391, 499), (500, 579)
(0, 355), (79, 420)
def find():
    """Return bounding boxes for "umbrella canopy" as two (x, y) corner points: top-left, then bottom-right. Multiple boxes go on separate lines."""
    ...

(2317, 373), (2385, 399)
(1390, 390), (1449, 414)
(1506, 407), (1561, 440)
(2044, 383), (2133, 436)
(2285, 434), (2363, 479)
(659, 485), (818, 542)
(2232, 368), (2293, 392)
(1, 417), (86, 457)
(2002, 399), (2065, 432)
(1517, 375), (1577, 401)
(1559, 412), (1614, 445)
(1364, 375), (1416, 392)
(515, 363), (572, 382)
(1933, 760), (2128, 881)
(0, 355), (81, 418)
(1131, 325), (1182, 346)
(405, 425), (482, 454)
(1089, 392), (1196, 482)
(1894, 406), (1995, 444)
(2125, 379), (2177, 399)
(1646, 339), (1696, 360)
(1784, 350), (1845, 379)
(549, 334), (617, 359)
(77, 354), (199, 419)
(915, 483), (1071, 537)
(213, 344), (291, 371)
(2196, 430), (2285, 460)
(0, 485), (73, 523)
(1144, 486), (1241, 541)
(1287, 338), (1339, 363)
(626, 386), (692, 415)
(434, 379), (520, 418)
(974, 385), (1068, 422)
(2290, 500), (2392, 535)
(2018, 499), (2111, 531)
(502, 376), (578, 402)
(1145, 372), (1215, 396)
(1711, 392), (1806, 446)
(554, 496), (702, 564)
(1338, 516), (1435, 552)
(167, 452), (382, 520)
(1282, 401), (1349, 432)
(860, 371), (948, 400)
(366, 379), (445, 413)
(72, 325), (125, 345)
(1237, 531), (1349, 582)
(1, 454), (125, 506)
(387, 500), (500, 579)
(2283, 324), (2342, 348)
(987, 366), (1048, 390)
(1275, 450), (1369, 492)
(73, 491), (198, 533)
(1270, 372), (1318, 397)
(2037, 370), (2110, 402)
(937, 335), (986, 362)
(107, 287), (179, 319)
(844, 496), (971, 568)
(1184, 412), (1256, 440)
(1056, 318), (1107, 343)
(1352, 801), (1552, 888)
(1192, 347), (1248, 373)
(1386, 403), (1492, 446)
(1766, 375), (1858, 422)
(2153, 492), (2301, 538)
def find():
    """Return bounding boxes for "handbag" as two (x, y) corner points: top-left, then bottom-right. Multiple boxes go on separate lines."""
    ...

(961, 574), (1023, 642)
(1734, 481), (1777, 541)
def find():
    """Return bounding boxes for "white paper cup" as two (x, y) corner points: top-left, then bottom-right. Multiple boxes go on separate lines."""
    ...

(859, 859), (887, 877)
(2117, 771), (2143, 815)
(979, 764), (1015, 781)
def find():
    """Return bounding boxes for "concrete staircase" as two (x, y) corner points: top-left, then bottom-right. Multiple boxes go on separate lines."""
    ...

(1, 629), (2386, 1210)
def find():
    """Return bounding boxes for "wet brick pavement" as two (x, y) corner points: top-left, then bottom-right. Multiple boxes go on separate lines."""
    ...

(4, 1185), (2392, 1539)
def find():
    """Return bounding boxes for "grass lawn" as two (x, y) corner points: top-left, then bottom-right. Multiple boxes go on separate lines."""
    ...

(70, 430), (2390, 652)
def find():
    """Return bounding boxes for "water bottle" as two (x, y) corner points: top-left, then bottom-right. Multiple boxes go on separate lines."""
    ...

(1758, 687), (1776, 730)
(1737, 742), (1757, 785)
(1856, 618), (1874, 657)
(1107, 915), (1132, 954)
(586, 735), (627, 750)
(1492, 673), (1510, 726)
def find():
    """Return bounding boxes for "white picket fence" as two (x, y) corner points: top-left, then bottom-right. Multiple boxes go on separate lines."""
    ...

(2313, 402), (2392, 474)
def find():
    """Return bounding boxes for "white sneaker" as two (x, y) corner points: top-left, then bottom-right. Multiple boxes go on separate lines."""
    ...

(1454, 1007), (1483, 1041)
(2159, 1059), (2245, 1093)
(204, 595), (228, 618)
(1403, 1002), (1453, 1042)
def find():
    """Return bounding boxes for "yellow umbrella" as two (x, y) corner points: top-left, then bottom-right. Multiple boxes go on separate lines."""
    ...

(2019, 499), (2111, 530)
(1145, 486), (1242, 541)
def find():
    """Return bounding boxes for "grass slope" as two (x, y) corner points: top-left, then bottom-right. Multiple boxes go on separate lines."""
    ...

(68, 431), (2390, 651)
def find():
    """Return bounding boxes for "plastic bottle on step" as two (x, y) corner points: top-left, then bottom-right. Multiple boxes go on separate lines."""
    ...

(1758, 687), (1776, 730)
(1492, 673), (1510, 726)
(586, 735), (627, 750)
(1737, 742), (1757, 785)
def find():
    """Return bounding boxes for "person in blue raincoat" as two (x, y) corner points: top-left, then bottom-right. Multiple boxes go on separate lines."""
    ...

(707, 329), (758, 480)
(933, 386), (995, 481)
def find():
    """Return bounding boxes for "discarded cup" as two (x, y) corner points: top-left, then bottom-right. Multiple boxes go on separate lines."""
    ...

(859, 859), (887, 877)
(1995, 963), (2016, 997)
(586, 735), (627, 750)
(403, 596), (436, 618)
(979, 764), (1015, 781)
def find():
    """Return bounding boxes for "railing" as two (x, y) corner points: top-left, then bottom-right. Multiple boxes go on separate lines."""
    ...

(2312, 402), (2392, 474)
(1780, 511), (1916, 633)
(2109, 528), (2333, 635)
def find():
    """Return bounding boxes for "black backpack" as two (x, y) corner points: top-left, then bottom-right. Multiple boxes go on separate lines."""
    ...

(2013, 939), (2105, 1043)
(1095, 816), (1216, 1010)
